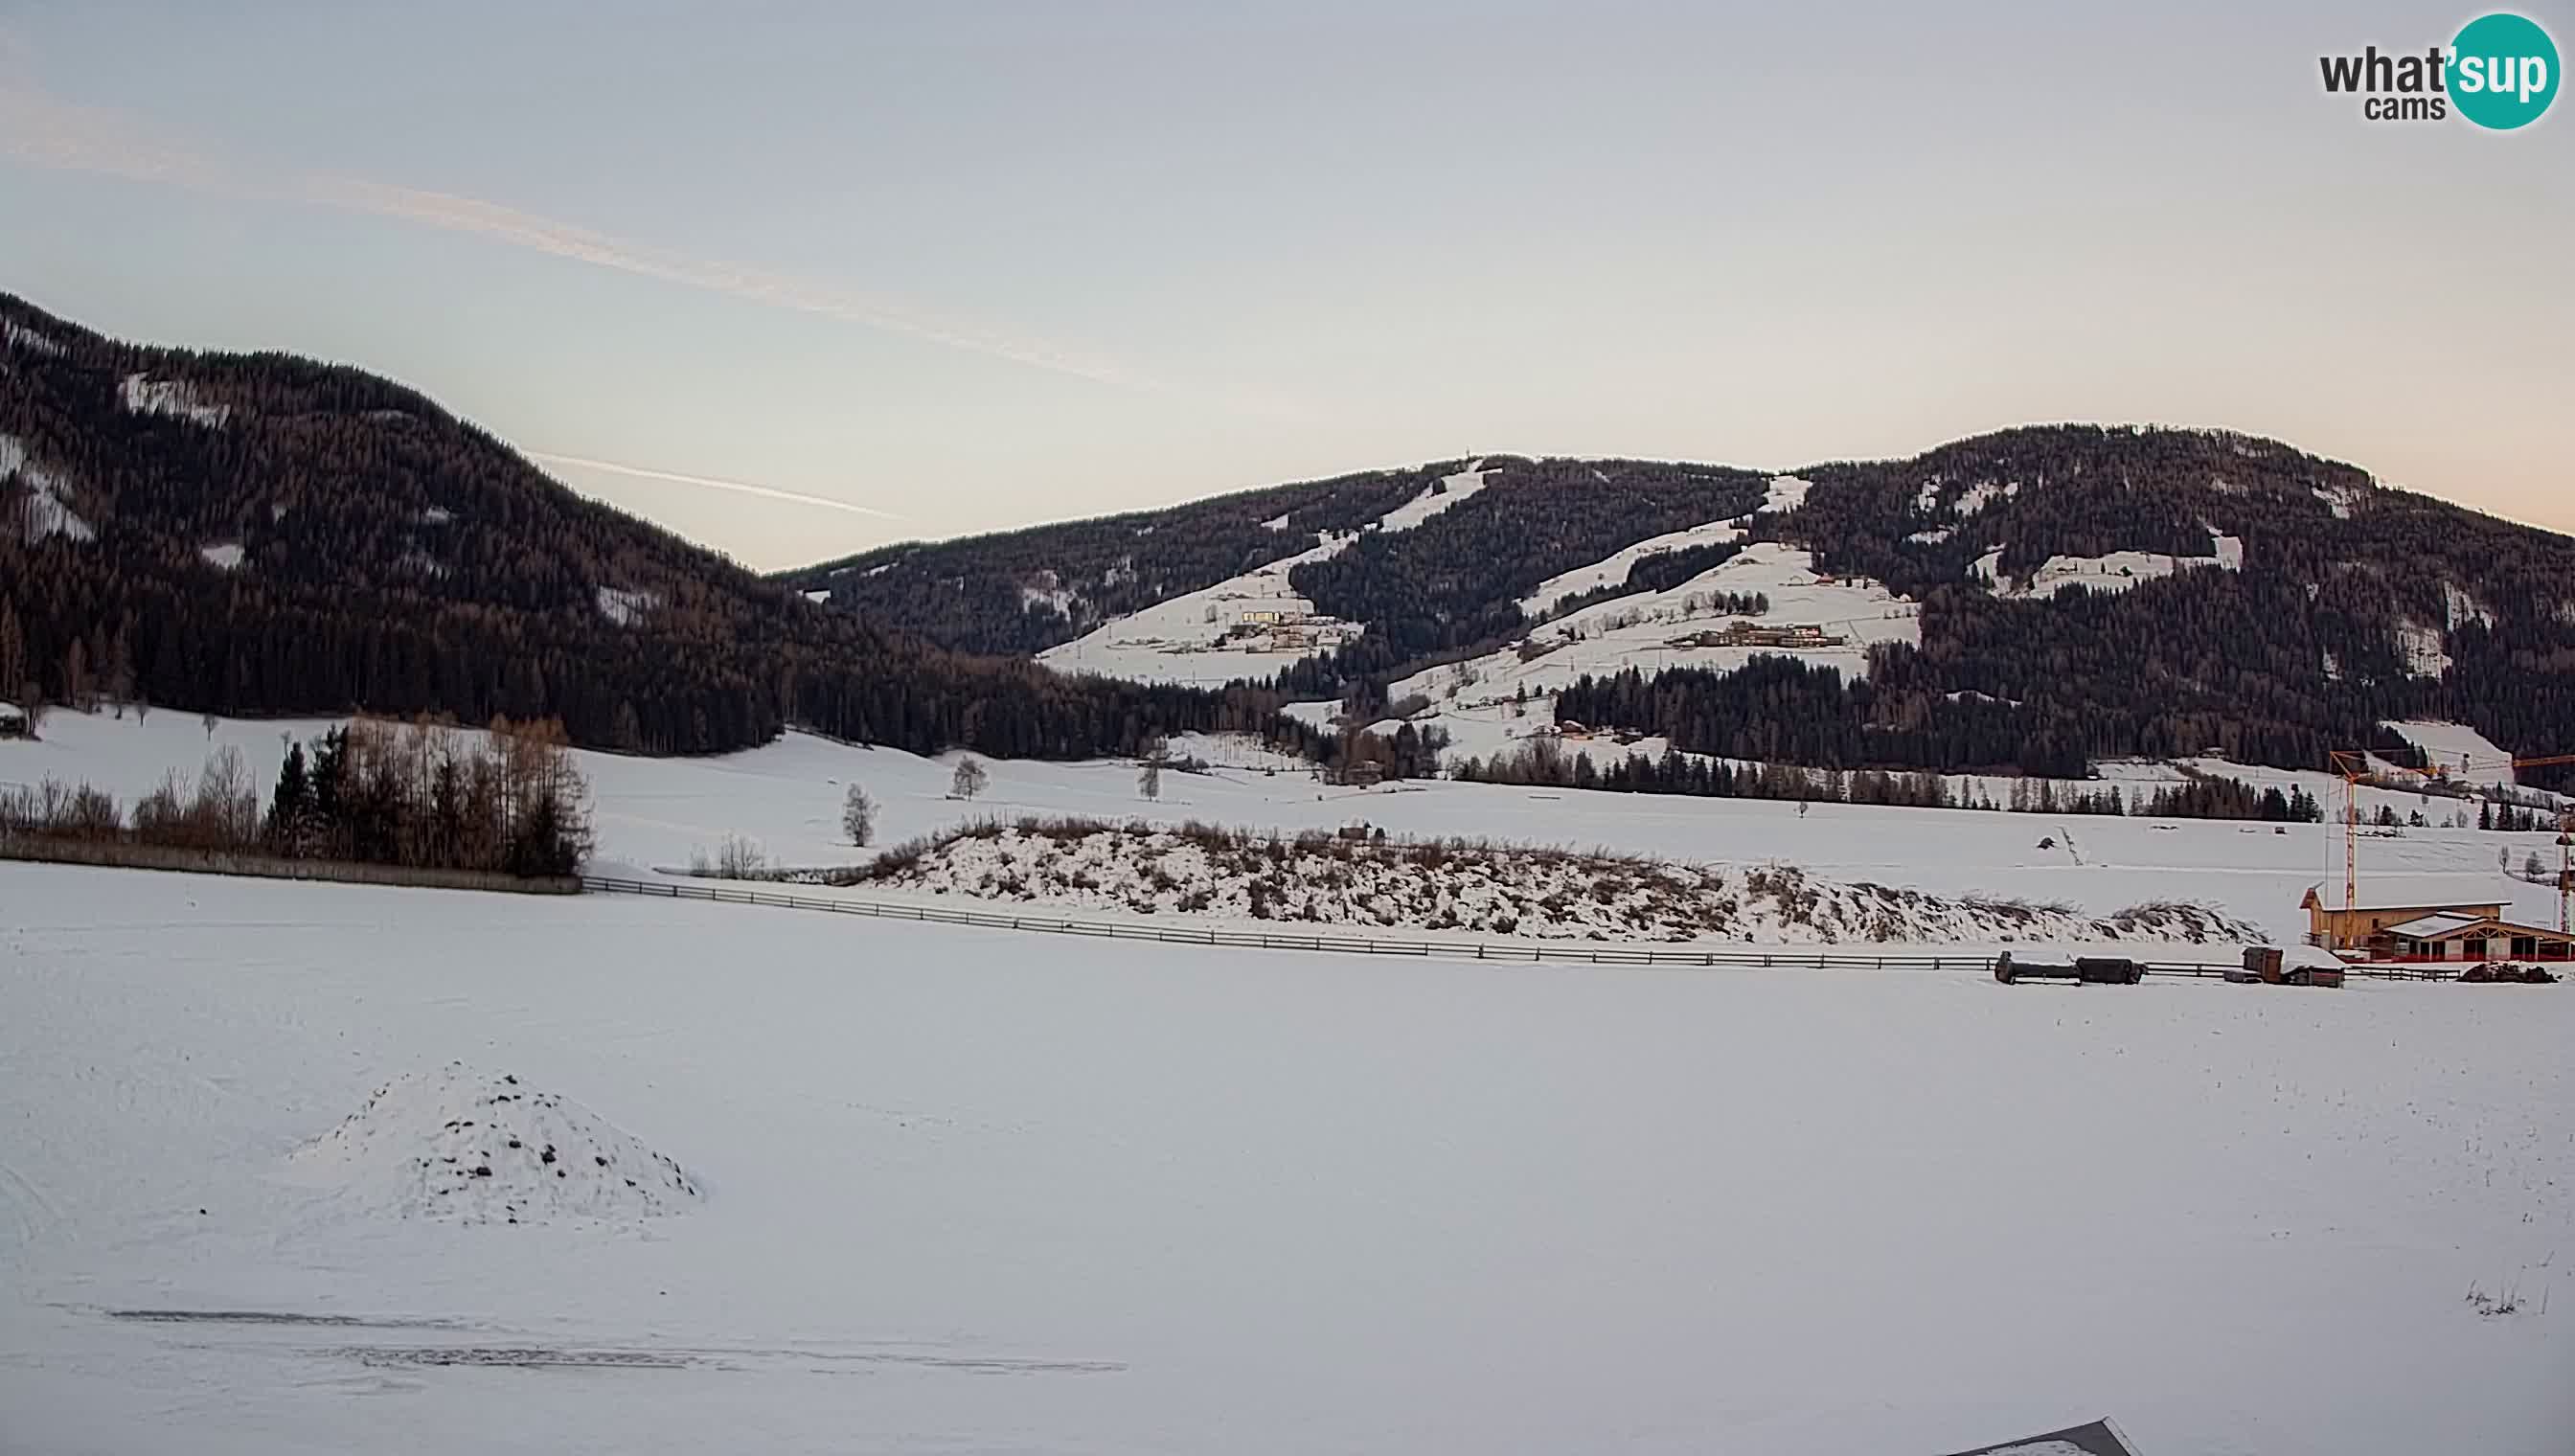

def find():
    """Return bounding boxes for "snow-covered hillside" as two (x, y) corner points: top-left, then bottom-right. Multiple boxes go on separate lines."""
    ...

(4, 433), (95, 543)
(1037, 466), (1494, 685)
(1035, 530), (1361, 684)
(1400, 540), (1919, 711)
(2382, 720), (2518, 786)
(2, 866), (2566, 1454)
(1515, 515), (1747, 618)
(1372, 461), (1491, 532)
(1973, 537), (2245, 599)
(120, 374), (231, 429)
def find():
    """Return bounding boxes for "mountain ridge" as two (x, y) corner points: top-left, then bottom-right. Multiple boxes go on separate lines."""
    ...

(11, 290), (2566, 786)
(782, 425), (2575, 786)
(0, 291), (1286, 761)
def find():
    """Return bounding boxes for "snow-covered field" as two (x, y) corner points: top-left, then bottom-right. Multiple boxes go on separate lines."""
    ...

(8, 708), (2568, 945)
(2, 865), (2566, 1454)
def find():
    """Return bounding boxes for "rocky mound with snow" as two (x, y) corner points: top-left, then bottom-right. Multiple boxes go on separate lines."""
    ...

(856, 820), (2267, 945)
(287, 1064), (699, 1224)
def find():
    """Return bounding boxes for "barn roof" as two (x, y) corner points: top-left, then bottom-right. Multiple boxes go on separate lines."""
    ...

(2381, 912), (2568, 941)
(2381, 911), (2493, 939)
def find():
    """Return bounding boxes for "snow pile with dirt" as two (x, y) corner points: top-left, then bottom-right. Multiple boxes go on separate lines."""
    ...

(858, 821), (2264, 944)
(285, 1063), (699, 1224)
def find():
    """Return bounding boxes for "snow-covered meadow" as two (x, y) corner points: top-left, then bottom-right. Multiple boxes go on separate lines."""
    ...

(2, 865), (2568, 1454)
(7, 707), (2568, 946)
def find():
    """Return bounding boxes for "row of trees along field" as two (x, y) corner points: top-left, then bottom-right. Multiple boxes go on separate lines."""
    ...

(0, 716), (593, 876)
(1448, 735), (2335, 824)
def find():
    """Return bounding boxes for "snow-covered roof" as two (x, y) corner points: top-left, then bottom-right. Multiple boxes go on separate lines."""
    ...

(2381, 911), (2566, 941)
(2301, 877), (2507, 912)
(2380, 911), (2495, 940)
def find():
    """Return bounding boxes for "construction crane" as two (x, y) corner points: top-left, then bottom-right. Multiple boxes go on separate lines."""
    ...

(2328, 747), (2575, 932)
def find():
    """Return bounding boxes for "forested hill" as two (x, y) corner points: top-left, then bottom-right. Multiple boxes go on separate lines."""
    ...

(784, 425), (2575, 785)
(0, 293), (1282, 758)
(781, 456), (1773, 664)
(1725, 426), (2575, 786)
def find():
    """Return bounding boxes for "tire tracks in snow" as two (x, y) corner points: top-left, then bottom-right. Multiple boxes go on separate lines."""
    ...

(0, 1154), (64, 1251)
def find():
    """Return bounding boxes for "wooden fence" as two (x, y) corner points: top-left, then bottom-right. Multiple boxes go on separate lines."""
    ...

(579, 875), (2454, 979)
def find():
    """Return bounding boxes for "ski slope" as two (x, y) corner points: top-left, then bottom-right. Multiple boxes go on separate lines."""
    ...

(1035, 466), (1493, 686)
(1515, 515), (1748, 619)
(1, 865), (2567, 1455)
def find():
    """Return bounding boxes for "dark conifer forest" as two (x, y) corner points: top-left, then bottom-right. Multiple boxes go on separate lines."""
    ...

(0, 293), (1287, 759)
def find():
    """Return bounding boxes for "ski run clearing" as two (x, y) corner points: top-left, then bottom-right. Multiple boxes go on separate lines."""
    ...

(593, 584), (658, 626)
(1972, 538), (2245, 599)
(1515, 514), (1750, 618)
(1037, 466), (1500, 686)
(4, 433), (97, 543)
(3, 862), (2568, 1454)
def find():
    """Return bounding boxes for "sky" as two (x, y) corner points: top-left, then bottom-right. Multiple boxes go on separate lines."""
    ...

(2, 0), (2569, 570)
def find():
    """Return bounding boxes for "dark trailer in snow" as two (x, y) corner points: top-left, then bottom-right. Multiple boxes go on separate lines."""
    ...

(1991, 953), (2143, 986)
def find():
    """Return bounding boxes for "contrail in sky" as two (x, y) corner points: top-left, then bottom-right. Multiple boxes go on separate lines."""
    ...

(526, 451), (908, 522)
(0, 53), (1237, 403)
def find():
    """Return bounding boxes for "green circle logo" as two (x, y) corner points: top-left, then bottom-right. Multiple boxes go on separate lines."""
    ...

(2451, 12), (2559, 129)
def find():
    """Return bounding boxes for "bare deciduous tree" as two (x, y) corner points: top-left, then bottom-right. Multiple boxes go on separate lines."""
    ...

(842, 784), (877, 846)
(951, 758), (990, 801)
